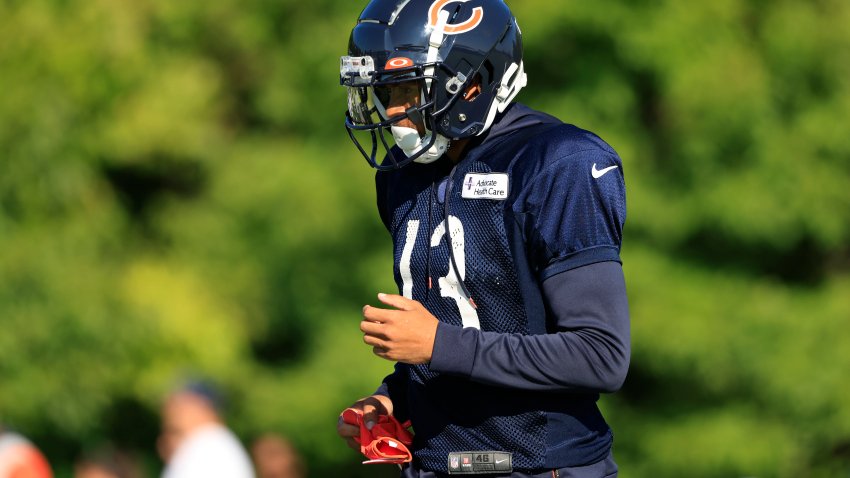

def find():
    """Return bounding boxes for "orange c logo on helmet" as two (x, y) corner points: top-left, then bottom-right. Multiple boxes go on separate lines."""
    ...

(385, 57), (414, 70)
(428, 0), (484, 35)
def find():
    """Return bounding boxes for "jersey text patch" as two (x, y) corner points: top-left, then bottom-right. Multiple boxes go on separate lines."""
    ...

(461, 173), (509, 200)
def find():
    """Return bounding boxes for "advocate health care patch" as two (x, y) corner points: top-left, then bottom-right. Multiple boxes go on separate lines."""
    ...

(461, 173), (509, 201)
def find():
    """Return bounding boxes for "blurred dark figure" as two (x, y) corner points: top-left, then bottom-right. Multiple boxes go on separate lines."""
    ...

(250, 434), (305, 478)
(157, 381), (254, 478)
(74, 446), (143, 478)
(0, 427), (53, 478)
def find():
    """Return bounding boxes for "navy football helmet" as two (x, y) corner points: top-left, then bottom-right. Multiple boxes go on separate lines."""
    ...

(340, 0), (527, 170)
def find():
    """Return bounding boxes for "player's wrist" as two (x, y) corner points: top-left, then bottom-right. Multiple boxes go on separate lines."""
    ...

(428, 322), (477, 377)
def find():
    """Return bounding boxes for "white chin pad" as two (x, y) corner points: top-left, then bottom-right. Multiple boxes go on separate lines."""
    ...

(391, 126), (422, 151)
(390, 126), (449, 163)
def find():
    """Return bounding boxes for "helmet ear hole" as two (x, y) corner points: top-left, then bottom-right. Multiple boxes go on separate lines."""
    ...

(463, 73), (483, 101)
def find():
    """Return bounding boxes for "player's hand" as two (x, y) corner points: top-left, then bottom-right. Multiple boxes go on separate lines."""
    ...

(361, 293), (439, 364)
(337, 394), (394, 450)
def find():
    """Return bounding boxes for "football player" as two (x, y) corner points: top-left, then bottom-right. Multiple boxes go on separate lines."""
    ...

(337, 1), (630, 476)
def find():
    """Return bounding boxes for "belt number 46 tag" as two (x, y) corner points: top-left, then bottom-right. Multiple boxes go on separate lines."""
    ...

(448, 452), (512, 474)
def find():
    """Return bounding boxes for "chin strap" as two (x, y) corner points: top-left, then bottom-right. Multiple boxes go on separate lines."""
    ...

(480, 61), (527, 135)
(424, 10), (450, 92)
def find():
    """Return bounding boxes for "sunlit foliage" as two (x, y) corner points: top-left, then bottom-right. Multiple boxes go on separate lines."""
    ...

(1, 0), (848, 476)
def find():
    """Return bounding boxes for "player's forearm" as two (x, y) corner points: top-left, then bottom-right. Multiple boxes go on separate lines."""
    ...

(429, 322), (628, 392)
(429, 261), (630, 392)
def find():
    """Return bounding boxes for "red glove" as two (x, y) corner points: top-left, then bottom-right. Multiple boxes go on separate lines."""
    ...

(341, 407), (414, 464)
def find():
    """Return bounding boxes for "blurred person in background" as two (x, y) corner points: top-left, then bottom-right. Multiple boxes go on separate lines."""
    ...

(250, 434), (305, 478)
(74, 446), (143, 478)
(0, 427), (53, 478)
(337, 0), (629, 476)
(157, 381), (255, 478)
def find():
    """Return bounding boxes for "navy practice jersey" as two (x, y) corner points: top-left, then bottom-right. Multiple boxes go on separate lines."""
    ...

(374, 103), (628, 473)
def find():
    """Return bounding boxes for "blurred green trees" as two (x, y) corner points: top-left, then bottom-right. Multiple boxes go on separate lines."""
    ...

(1, 0), (848, 476)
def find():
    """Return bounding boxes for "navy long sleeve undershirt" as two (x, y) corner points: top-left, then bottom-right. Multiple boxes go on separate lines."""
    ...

(427, 260), (630, 393)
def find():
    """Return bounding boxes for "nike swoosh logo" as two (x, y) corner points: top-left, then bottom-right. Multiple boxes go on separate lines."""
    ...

(592, 163), (618, 179)
(495, 459), (508, 464)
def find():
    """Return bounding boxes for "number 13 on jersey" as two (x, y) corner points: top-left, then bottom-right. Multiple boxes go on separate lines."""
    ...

(398, 217), (480, 329)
